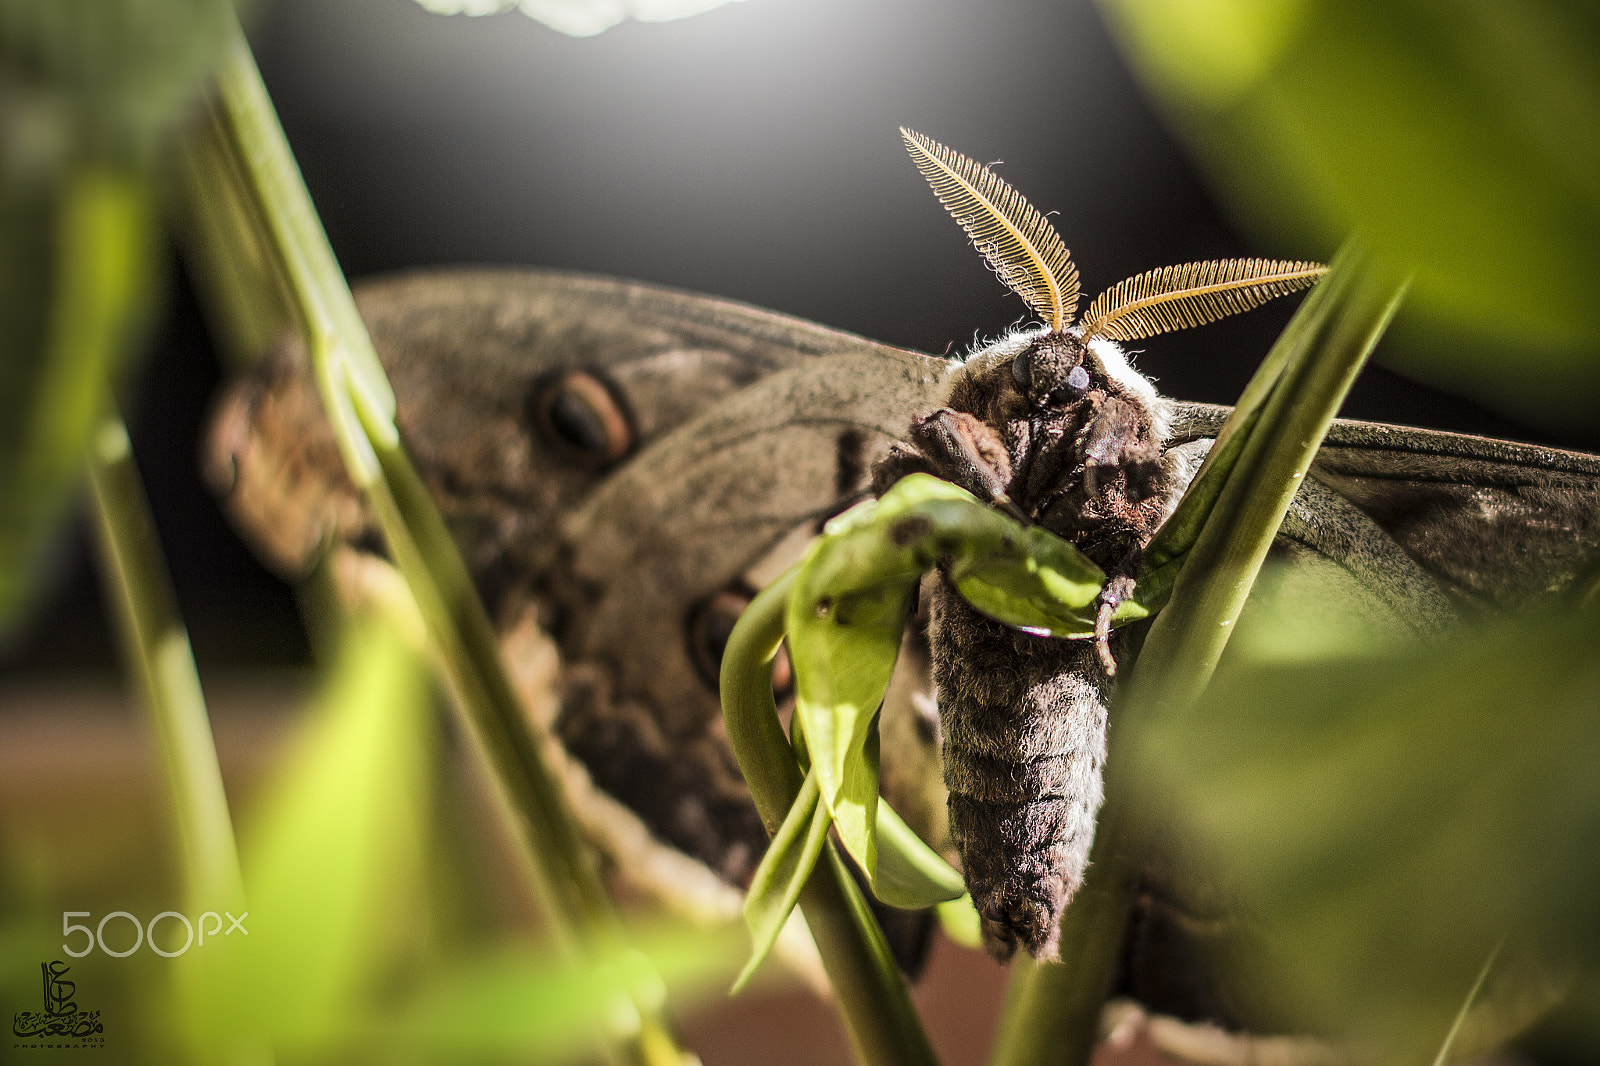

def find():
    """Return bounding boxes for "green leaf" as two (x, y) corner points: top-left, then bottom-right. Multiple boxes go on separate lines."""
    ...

(185, 611), (432, 1050)
(1099, 0), (1600, 428)
(734, 769), (833, 993)
(0, 167), (156, 631)
(1134, 599), (1600, 1060)
(786, 511), (916, 880)
(947, 520), (1109, 638)
(783, 713), (961, 911)
(870, 800), (965, 910)
(380, 930), (742, 1060)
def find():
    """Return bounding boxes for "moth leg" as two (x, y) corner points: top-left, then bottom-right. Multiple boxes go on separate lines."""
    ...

(869, 439), (940, 495)
(902, 408), (1029, 523)
(1081, 394), (1165, 505)
(1092, 549), (1145, 676)
(1093, 577), (1134, 675)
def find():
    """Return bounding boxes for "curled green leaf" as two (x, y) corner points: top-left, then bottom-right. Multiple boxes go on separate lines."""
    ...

(789, 473), (1108, 881)
(734, 770), (833, 993)
(871, 800), (965, 910)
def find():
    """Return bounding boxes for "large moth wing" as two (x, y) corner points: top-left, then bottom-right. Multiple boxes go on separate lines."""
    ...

(210, 267), (922, 591)
(206, 266), (952, 920)
(550, 346), (950, 878)
(1170, 401), (1600, 623)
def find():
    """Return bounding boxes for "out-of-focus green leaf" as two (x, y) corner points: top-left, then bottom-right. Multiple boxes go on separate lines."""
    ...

(734, 768), (830, 993)
(1132, 593), (1600, 1059)
(0, 0), (238, 159)
(183, 611), (432, 1051)
(1099, 0), (1600, 427)
(0, 168), (156, 631)
(378, 928), (742, 1062)
(0, 0), (237, 630)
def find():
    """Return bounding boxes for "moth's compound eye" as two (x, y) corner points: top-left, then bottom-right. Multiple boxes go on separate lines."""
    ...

(530, 370), (633, 467)
(1044, 364), (1091, 408)
(687, 586), (793, 700)
(1066, 364), (1090, 396)
(1011, 351), (1032, 391)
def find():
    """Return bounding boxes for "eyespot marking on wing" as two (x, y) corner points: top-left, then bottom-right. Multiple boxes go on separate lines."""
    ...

(530, 370), (635, 467)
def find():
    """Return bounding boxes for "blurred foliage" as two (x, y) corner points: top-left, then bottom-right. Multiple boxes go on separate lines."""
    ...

(1098, 0), (1600, 428)
(1090, 4), (1600, 1058)
(178, 612), (736, 1063)
(0, 610), (737, 1062)
(181, 611), (433, 1055)
(0, 0), (236, 634)
(1130, 570), (1600, 1059)
(0, 0), (237, 158)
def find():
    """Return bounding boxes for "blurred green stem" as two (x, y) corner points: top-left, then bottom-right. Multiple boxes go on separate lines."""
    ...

(171, 103), (292, 369)
(87, 409), (245, 914)
(198, 16), (685, 1066)
(990, 243), (1406, 1066)
(87, 409), (272, 1065)
(721, 570), (940, 1066)
(1127, 242), (1407, 716)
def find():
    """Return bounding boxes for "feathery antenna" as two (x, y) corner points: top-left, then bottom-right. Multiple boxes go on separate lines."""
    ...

(901, 128), (1080, 331)
(1077, 259), (1326, 343)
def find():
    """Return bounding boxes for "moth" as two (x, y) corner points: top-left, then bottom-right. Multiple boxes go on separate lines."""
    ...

(205, 137), (1600, 1037)
(874, 130), (1325, 960)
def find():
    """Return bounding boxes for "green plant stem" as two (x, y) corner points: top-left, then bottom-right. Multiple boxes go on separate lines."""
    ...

(1432, 941), (1503, 1066)
(989, 242), (1407, 1066)
(170, 104), (292, 369)
(202, 18), (684, 1066)
(722, 570), (940, 1066)
(87, 410), (246, 914)
(1128, 241), (1408, 716)
(989, 833), (1134, 1066)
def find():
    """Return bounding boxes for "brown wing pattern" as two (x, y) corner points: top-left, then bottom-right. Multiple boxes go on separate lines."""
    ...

(206, 267), (951, 903)
(1169, 402), (1600, 613)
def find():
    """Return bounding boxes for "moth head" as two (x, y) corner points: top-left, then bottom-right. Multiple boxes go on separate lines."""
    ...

(958, 323), (1165, 434)
(1009, 331), (1089, 409)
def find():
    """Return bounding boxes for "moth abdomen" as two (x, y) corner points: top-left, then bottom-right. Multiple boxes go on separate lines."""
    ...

(932, 589), (1109, 960)
(941, 747), (1080, 804)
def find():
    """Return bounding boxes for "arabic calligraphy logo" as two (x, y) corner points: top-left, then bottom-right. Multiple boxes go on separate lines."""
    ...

(12, 961), (104, 1046)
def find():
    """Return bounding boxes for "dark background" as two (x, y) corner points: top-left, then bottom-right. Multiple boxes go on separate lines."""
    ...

(1, 0), (1573, 675)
